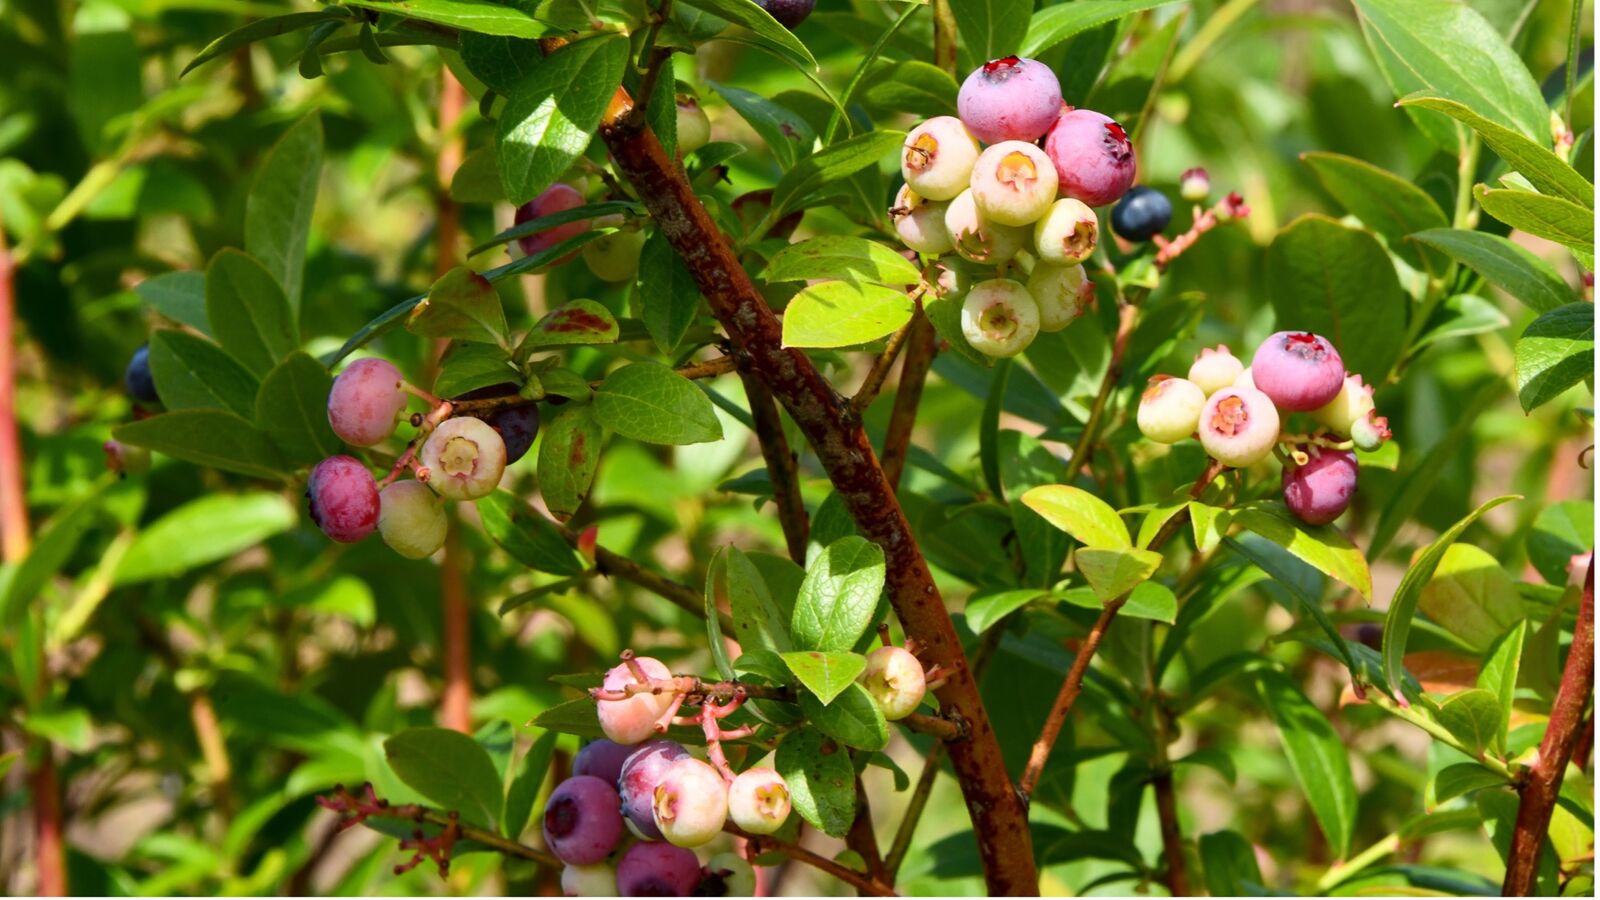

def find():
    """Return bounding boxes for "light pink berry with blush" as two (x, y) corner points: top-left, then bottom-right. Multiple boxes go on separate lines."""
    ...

(327, 357), (408, 448)
(970, 141), (1058, 227)
(1137, 376), (1207, 444)
(901, 116), (981, 201)
(1027, 262), (1093, 332)
(598, 657), (676, 746)
(1198, 387), (1280, 468)
(652, 757), (729, 848)
(890, 185), (954, 256)
(1043, 109), (1137, 207)
(1250, 331), (1345, 412)
(727, 767), (791, 835)
(957, 56), (1063, 144)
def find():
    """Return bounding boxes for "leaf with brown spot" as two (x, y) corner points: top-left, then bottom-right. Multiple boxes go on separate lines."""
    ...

(536, 405), (604, 522)
(519, 299), (619, 352)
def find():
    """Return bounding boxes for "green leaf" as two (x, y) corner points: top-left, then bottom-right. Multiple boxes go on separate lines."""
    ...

(791, 536), (885, 653)
(951, 0), (1031, 62)
(116, 493), (296, 584)
(503, 729), (558, 839)
(725, 547), (795, 654)
(964, 588), (1050, 634)
(1434, 762), (1509, 803)
(520, 299), (619, 350)
(1075, 546), (1163, 603)
(1409, 228), (1572, 314)
(1255, 670), (1358, 857)
(1022, 0), (1189, 56)
(636, 231), (702, 356)
(474, 492), (587, 576)
(148, 330), (259, 418)
(1475, 185), (1594, 250)
(1300, 152), (1449, 271)
(770, 130), (905, 219)
(1382, 495), (1519, 702)
(781, 651), (867, 706)
(675, 0), (817, 73)
(114, 410), (285, 480)
(709, 83), (815, 170)
(1477, 621), (1526, 755)
(1414, 293), (1511, 350)
(536, 405), (603, 522)
(800, 683), (888, 751)
(763, 236), (921, 287)
(433, 342), (518, 400)
(1417, 543), (1526, 651)
(1514, 303), (1593, 412)
(496, 35), (628, 205)
(1264, 215), (1406, 385)
(20, 706), (93, 753)
(1432, 688), (1503, 757)
(384, 727), (504, 830)
(409, 267), (508, 347)
(860, 60), (960, 119)
(135, 271), (210, 335)
(1199, 830), (1266, 897)
(1121, 580), (1178, 624)
(458, 31), (542, 96)
(1020, 484), (1131, 549)
(703, 547), (738, 681)
(1527, 500), (1593, 585)
(0, 482), (108, 626)
(450, 146), (506, 204)
(780, 281), (915, 349)
(1223, 535), (1362, 685)
(246, 113), (322, 317)
(593, 362), (723, 445)
(255, 352), (342, 466)
(1232, 502), (1373, 602)
(181, 10), (345, 76)
(206, 249), (299, 377)
(1351, 0), (1548, 142)
(1399, 93), (1594, 208)
(339, 0), (556, 37)
(775, 727), (856, 837)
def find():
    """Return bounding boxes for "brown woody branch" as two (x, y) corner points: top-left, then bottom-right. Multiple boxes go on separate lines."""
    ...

(553, 522), (734, 634)
(1503, 559), (1594, 895)
(739, 371), (810, 563)
(727, 823), (897, 897)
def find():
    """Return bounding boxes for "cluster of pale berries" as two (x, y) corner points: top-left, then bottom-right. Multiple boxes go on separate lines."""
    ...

(305, 359), (541, 557)
(1137, 331), (1392, 525)
(891, 56), (1140, 359)
(556, 646), (929, 895)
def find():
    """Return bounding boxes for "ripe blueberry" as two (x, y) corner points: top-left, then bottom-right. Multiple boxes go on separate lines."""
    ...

(1033, 198), (1099, 266)
(1110, 186), (1172, 242)
(901, 116), (980, 201)
(1027, 263), (1094, 332)
(1187, 345), (1243, 396)
(599, 658), (677, 748)
(756, 0), (814, 30)
(960, 278), (1041, 358)
(377, 480), (449, 559)
(125, 344), (159, 405)
(652, 757), (729, 848)
(306, 456), (380, 543)
(619, 739), (688, 839)
(1282, 449), (1359, 525)
(957, 56), (1063, 145)
(1250, 331), (1345, 412)
(861, 646), (926, 720)
(327, 357), (408, 448)
(419, 416), (507, 500)
(574, 739), (634, 788)
(890, 185), (954, 256)
(1043, 109), (1137, 207)
(543, 775), (625, 865)
(1137, 376), (1207, 444)
(516, 184), (589, 260)
(944, 189), (1029, 265)
(616, 841), (701, 897)
(727, 767), (791, 835)
(1198, 387), (1280, 468)
(971, 141), (1058, 227)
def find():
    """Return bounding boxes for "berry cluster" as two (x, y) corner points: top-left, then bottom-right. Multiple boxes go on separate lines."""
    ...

(889, 56), (1145, 359)
(1137, 332), (1392, 525)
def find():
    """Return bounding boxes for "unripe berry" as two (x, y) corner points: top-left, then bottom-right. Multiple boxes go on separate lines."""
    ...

(1027, 263), (1093, 332)
(890, 185), (954, 256)
(582, 229), (647, 282)
(516, 184), (589, 260)
(727, 767), (791, 835)
(698, 852), (757, 897)
(927, 257), (973, 304)
(574, 739), (634, 788)
(327, 357), (408, 448)
(619, 738), (690, 839)
(1180, 167), (1211, 202)
(306, 456), (379, 543)
(861, 646), (926, 720)
(957, 56), (1063, 144)
(1349, 412), (1392, 452)
(1250, 331), (1345, 412)
(945, 189), (1028, 265)
(125, 344), (159, 405)
(1033, 198), (1099, 265)
(1137, 376), (1207, 444)
(960, 278), (1040, 358)
(1187, 345), (1244, 396)
(1198, 387), (1280, 468)
(1043, 109), (1137, 207)
(1234, 367), (1256, 391)
(103, 439), (152, 476)
(543, 775), (625, 865)
(377, 480), (448, 559)
(616, 841), (701, 897)
(653, 757), (729, 848)
(1282, 449), (1359, 525)
(676, 96), (711, 153)
(971, 141), (1058, 227)
(419, 416), (506, 500)
(901, 116), (980, 201)
(1110, 185), (1172, 241)
(599, 658), (676, 747)
(1311, 373), (1376, 437)
(562, 863), (618, 897)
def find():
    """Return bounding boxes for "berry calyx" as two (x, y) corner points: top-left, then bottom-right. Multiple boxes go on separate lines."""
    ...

(1110, 185), (1173, 242)
(727, 766), (791, 835)
(377, 480), (448, 559)
(306, 456), (380, 543)
(1282, 449), (1359, 525)
(1180, 167), (1211, 202)
(1197, 387), (1280, 468)
(1250, 331), (1345, 412)
(419, 416), (507, 500)
(543, 775), (625, 865)
(1137, 376), (1207, 444)
(327, 357), (408, 448)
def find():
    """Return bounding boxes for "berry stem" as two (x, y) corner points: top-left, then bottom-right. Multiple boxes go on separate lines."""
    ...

(553, 519), (736, 632)
(1153, 192), (1249, 271)
(320, 784), (559, 868)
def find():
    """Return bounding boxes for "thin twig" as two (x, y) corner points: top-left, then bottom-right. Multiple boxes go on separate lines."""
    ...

(554, 522), (735, 633)
(880, 311), (936, 492)
(1151, 192), (1249, 271)
(847, 774), (890, 886)
(1152, 769), (1190, 895)
(851, 322), (914, 413)
(1067, 300), (1137, 479)
(728, 823), (897, 897)
(740, 372), (810, 563)
(627, 0), (675, 129)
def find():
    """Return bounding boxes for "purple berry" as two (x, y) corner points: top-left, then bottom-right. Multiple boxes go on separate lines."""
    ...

(1250, 331), (1345, 412)
(1043, 109), (1137, 207)
(543, 775), (625, 865)
(1197, 387), (1280, 469)
(574, 739), (634, 788)
(756, 0), (814, 30)
(327, 357), (408, 448)
(616, 841), (701, 897)
(1282, 449), (1359, 526)
(306, 456), (380, 543)
(516, 184), (589, 260)
(125, 344), (159, 405)
(957, 56), (1063, 144)
(619, 739), (689, 839)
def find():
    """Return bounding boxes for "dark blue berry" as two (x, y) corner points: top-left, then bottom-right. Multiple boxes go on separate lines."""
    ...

(757, 0), (814, 29)
(1111, 186), (1173, 242)
(125, 344), (159, 405)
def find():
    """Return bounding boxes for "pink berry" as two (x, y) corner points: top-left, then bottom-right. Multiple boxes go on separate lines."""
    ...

(543, 775), (625, 865)
(901, 116), (981, 201)
(574, 739), (634, 788)
(419, 416), (507, 500)
(1043, 109), (1137, 207)
(1250, 331), (1345, 412)
(327, 358), (407, 448)
(956, 56), (1063, 144)
(616, 841), (701, 897)
(598, 657), (676, 747)
(1282, 449), (1359, 525)
(861, 645), (927, 720)
(562, 863), (618, 897)
(1026, 263), (1093, 332)
(1198, 387), (1280, 468)
(727, 767), (791, 835)
(1137, 376), (1207, 444)
(306, 456), (379, 543)
(1033, 198), (1099, 265)
(970, 141), (1058, 227)
(1180, 167), (1211, 202)
(619, 739), (689, 839)
(377, 480), (448, 559)
(652, 757), (729, 847)
(1187, 345), (1244, 396)
(944, 189), (1028, 265)
(890, 185), (954, 256)
(516, 184), (589, 259)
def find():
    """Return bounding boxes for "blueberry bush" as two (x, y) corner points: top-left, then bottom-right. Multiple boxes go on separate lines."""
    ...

(0, 0), (1594, 896)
